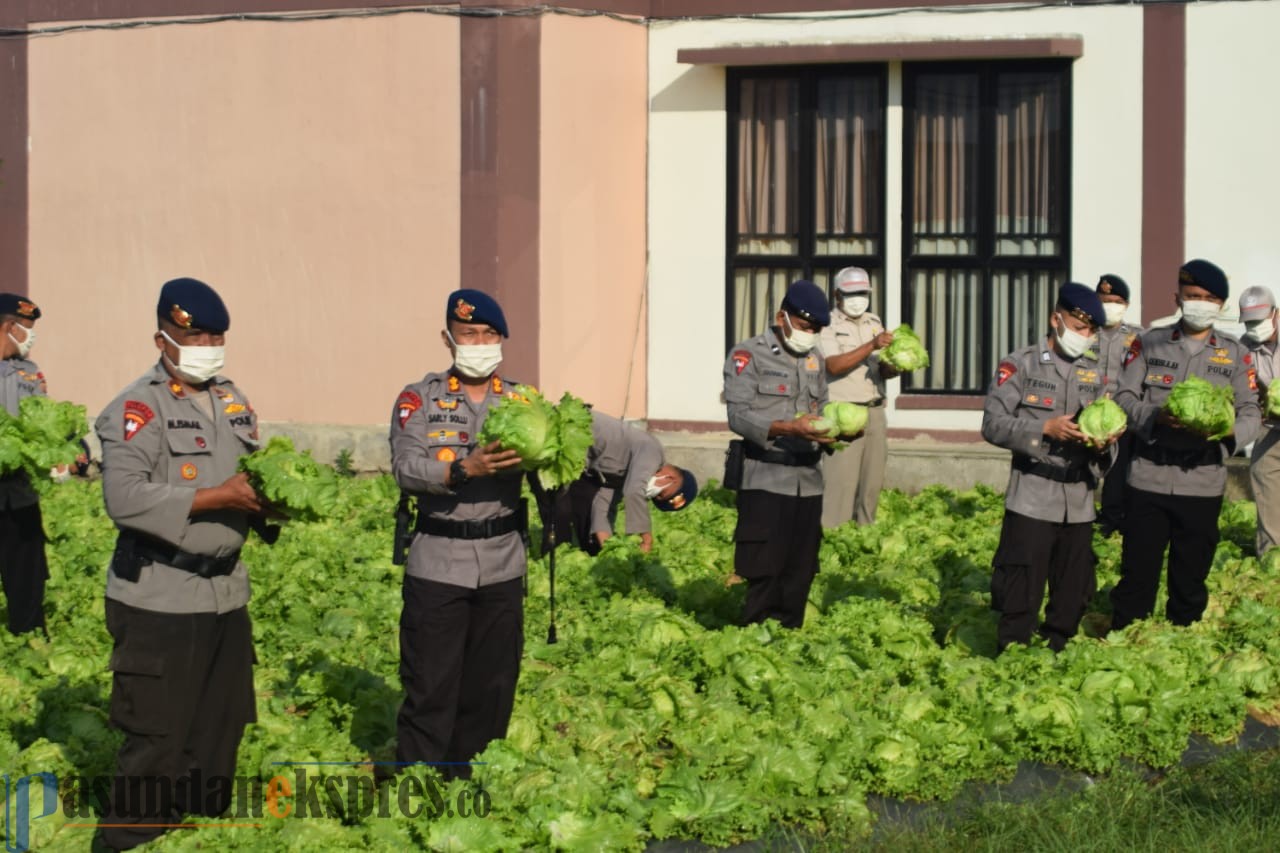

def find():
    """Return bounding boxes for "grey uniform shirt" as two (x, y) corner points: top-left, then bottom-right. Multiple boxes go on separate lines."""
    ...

(0, 357), (46, 510)
(981, 341), (1107, 524)
(96, 363), (259, 614)
(1115, 325), (1261, 496)
(1097, 323), (1143, 395)
(724, 329), (828, 497)
(819, 311), (887, 404)
(582, 411), (665, 536)
(389, 372), (527, 589)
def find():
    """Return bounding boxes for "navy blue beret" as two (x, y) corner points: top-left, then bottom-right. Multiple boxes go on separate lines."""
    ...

(1179, 259), (1229, 300)
(0, 293), (40, 321)
(446, 289), (508, 338)
(158, 278), (230, 333)
(1057, 282), (1106, 328)
(1096, 274), (1130, 303)
(654, 467), (698, 513)
(781, 280), (831, 328)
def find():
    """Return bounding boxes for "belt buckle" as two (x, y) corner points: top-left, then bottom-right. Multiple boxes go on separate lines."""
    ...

(462, 518), (486, 538)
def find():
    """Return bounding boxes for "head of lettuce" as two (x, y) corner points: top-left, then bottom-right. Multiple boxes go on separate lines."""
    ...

(1163, 375), (1235, 440)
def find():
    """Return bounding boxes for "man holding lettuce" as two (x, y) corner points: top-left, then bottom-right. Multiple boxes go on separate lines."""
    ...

(388, 289), (527, 780)
(1111, 260), (1261, 631)
(1238, 285), (1280, 555)
(982, 283), (1112, 652)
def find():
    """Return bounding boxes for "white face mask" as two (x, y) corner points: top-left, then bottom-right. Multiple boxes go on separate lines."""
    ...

(1054, 313), (1094, 360)
(161, 330), (224, 384)
(644, 471), (676, 500)
(1179, 298), (1221, 331)
(1102, 302), (1127, 328)
(841, 295), (870, 318)
(7, 324), (35, 359)
(1244, 314), (1276, 345)
(781, 313), (818, 354)
(447, 331), (503, 379)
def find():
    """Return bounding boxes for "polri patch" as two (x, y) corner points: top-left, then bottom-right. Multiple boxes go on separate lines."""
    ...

(732, 350), (752, 375)
(123, 400), (154, 441)
(996, 362), (1016, 386)
(397, 390), (423, 429)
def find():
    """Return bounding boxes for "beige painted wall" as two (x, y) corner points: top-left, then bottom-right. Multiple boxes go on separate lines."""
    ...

(28, 15), (460, 425)
(539, 16), (648, 419)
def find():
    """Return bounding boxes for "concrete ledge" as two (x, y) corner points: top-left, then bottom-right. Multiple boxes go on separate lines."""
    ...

(260, 422), (391, 473)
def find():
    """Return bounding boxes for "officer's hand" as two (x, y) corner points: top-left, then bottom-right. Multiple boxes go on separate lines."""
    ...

(791, 414), (836, 445)
(595, 530), (612, 548)
(638, 532), (654, 553)
(1043, 415), (1086, 444)
(463, 441), (523, 478)
(1157, 409), (1185, 430)
(873, 331), (894, 350)
(194, 472), (262, 515)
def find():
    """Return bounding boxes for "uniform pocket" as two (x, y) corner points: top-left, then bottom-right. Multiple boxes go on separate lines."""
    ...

(757, 380), (791, 397)
(108, 647), (170, 735)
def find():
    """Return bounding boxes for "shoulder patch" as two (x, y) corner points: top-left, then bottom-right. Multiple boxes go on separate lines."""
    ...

(732, 350), (752, 376)
(123, 400), (155, 441)
(996, 361), (1017, 387)
(396, 390), (423, 429)
(1123, 335), (1143, 367)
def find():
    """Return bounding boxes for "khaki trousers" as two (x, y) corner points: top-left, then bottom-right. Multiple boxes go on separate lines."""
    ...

(821, 404), (887, 528)
(1251, 427), (1280, 555)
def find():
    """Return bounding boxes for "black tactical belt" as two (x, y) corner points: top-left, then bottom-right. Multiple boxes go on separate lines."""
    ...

(1134, 442), (1221, 469)
(744, 443), (822, 467)
(119, 532), (241, 578)
(863, 399), (886, 408)
(1012, 456), (1092, 484)
(586, 470), (627, 489)
(417, 503), (528, 540)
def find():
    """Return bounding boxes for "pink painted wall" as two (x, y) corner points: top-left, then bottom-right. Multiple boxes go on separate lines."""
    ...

(538, 16), (648, 419)
(27, 15), (460, 424)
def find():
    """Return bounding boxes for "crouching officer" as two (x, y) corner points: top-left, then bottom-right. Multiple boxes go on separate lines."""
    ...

(1113, 260), (1261, 630)
(94, 278), (264, 851)
(551, 410), (698, 554)
(982, 283), (1112, 652)
(724, 280), (836, 628)
(0, 294), (50, 635)
(389, 289), (527, 780)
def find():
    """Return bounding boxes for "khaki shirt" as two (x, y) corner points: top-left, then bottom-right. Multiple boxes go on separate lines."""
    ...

(1097, 323), (1143, 395)
(724, 329), (828, 497)
(819, 310), (887, 404)
(0, 357), (46, 510)
(96, 363), (259, 614)
(389, 371), (527, 589)
(582, 411), (665, 536)
(982, 341), (1107, 523)
(1115, 325), (1261, 496)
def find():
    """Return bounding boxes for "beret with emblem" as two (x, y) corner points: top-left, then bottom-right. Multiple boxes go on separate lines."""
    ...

(781, 280), (831, 328)
(446, 288), (508, 338)
(1057, 282), (1106, 328)
(1178, 259), (1229, 300)
(157, 277), (230, 333)
(0, 293), (41, 321)
(654, 467), (699, 513)
(1239, 285), (1276, 322)
(1096, 274), (1130, 303)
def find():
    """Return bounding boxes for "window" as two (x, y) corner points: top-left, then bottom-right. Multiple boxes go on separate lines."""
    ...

(726, 66), (886, 348)
(903, 61), (1072, 393)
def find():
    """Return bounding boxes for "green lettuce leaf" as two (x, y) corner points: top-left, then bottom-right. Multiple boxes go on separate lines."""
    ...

(880, 324), (931, 372)
(1164, 375), (1235, 440)
(238, 435), (340, 522)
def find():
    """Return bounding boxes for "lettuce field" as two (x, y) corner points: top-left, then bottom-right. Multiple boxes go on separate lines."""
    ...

(4, 477), (1280, 850)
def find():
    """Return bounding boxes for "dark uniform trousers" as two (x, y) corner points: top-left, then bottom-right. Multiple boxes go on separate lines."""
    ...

(1097, 431), (1134, 533)
(991, 511), (1096, 652)
(99, 600), (255, 851)
(548, 477), (608, 556)
(1111, 487), (1223, 631)
(396, 575), (524, 779)
(0, 502), (48, 634)
(734, 490), (822, 629)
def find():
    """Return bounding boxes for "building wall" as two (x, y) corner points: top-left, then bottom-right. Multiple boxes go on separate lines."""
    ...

(1185, 1), (1280, 298)
(647, 6), (1146, 432)
(27, 14), (461, 424)
(539, 15), (649, 417)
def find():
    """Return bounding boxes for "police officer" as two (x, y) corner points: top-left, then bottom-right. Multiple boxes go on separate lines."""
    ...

(0, 294), (50, 635)
(1094, 274), (1144, 535)
(94, 278), (264, 850)
(1112, 259), (1261, 631)
(389, 289), (528, 780)
(1239, 285), (1280, 554)
(818, 267), (897, 529)
(982, 283), (1112, 652)
(724, 280), (841, 628)
(550, 410), (698, 555)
